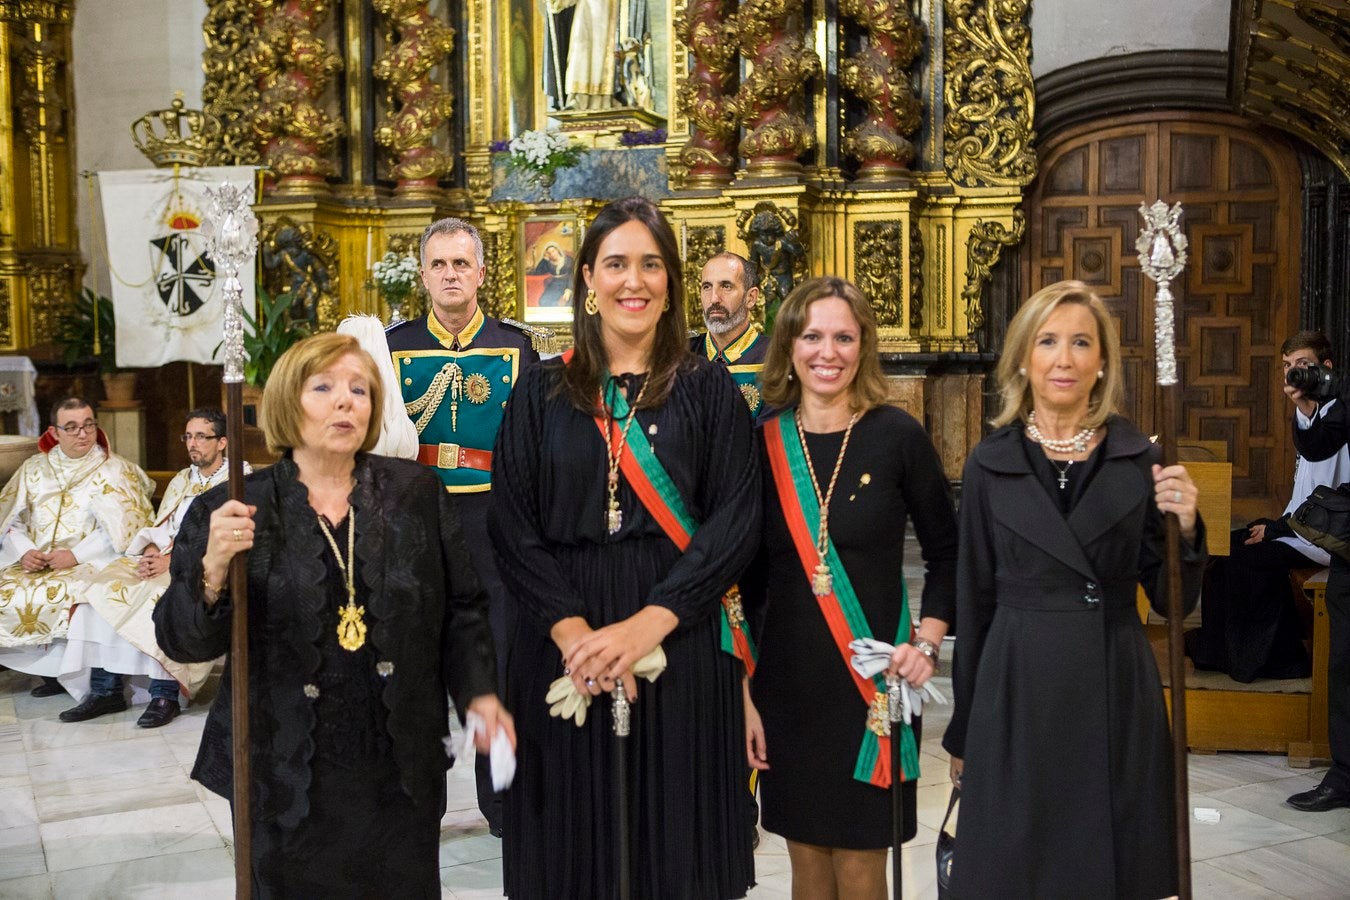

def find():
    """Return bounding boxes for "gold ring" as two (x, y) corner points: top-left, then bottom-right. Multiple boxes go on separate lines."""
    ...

(232, 528), (243, 541)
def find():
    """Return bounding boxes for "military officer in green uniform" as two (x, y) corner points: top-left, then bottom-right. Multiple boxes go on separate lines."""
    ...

(690, 251), (768, 421)
(386, 217), (548, 836)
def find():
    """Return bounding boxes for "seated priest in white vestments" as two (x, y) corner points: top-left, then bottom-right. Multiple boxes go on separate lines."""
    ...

(75, 407), (249, 728)
(0, 397), (168, 724)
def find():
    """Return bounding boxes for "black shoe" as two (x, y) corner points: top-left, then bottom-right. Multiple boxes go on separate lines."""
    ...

(1286, 784), (1350, 812)
(136, 697), (180, 728)
(59, 693), (128, 723)
(30, 679), (64, 698)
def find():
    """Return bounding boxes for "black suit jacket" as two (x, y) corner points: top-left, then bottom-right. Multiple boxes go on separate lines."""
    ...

(154, 454), (497, 828)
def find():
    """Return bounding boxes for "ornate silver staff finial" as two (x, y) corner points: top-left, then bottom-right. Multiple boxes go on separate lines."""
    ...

(612, 679), (631, 737)
(1137, 200), (1188, 386)
(202, 181), (259, 384)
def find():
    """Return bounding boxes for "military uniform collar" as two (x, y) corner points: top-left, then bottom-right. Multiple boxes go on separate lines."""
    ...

(705, 323), (762, 363)
(427, 305), (485, 349)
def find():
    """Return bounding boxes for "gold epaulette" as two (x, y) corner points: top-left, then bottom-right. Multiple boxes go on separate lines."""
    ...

(500, 317), (557, 354)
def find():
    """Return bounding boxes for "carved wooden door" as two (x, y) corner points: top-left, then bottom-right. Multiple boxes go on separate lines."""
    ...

(1028, 112), (1301, 521)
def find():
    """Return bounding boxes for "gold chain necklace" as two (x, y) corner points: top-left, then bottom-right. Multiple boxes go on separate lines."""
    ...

(601, 375), (650, 535)
(796, 407), (861, 596)
(316, 511), (366, 652)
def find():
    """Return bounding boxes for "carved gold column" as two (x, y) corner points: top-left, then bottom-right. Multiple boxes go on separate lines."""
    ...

(372, 0), (455, 199)
(203, 0), (263, 165)
(731, 0), (820, 179)
(0, 0), (79, 349)
(839, 0), (925, 183)
(254, 0), (342, 196)
(674, 0), (737, 188)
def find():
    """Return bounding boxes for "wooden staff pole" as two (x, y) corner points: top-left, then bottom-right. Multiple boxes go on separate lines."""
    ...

(887, 675), (905, 899)
(203, 182), (259, 899)
(1138, 200), (1192, 900)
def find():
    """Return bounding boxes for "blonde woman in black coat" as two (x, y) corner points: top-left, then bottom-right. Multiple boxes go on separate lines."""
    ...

(943, 280), (1206, 898)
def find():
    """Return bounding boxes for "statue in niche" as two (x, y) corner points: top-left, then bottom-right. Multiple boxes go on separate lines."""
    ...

(543, 0), (652, 112)
(743, 206), (805, 321)
(261, 223), (332, 328)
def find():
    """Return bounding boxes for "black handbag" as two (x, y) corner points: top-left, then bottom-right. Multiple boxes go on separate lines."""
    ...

(1290, 483), (1350, 561)
(936, 786), (959, 898)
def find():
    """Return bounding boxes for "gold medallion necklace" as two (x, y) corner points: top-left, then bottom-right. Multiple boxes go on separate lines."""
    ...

(601, 375), (650, 535)
(796, 407), (861, 596)
(316, 511), (365, 652)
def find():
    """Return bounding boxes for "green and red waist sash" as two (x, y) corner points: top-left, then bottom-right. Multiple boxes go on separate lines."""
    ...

(563, 351), (757, 674)
(764, 412), (919, 789)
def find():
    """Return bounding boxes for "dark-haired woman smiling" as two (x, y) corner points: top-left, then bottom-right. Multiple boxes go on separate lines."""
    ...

(490, 197), (760, 897)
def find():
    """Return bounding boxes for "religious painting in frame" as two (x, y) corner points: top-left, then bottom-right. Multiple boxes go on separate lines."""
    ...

(519, 215), (579, 325)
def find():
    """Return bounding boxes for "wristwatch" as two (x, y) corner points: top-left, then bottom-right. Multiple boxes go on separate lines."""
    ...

(911, 637), (940, 673)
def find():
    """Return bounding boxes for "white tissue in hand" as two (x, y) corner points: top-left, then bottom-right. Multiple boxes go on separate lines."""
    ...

(454, 711), (516, 792)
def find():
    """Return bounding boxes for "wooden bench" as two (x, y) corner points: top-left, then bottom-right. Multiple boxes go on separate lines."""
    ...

(1151, 567), (1331, 758)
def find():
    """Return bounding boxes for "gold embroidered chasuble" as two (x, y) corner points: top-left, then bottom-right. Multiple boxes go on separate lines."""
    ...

(81, 461), (242, 694)
(0, 445), (153, 647)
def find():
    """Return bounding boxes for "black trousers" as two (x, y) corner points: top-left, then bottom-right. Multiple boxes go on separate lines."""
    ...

(1323, 558), (1350, 793)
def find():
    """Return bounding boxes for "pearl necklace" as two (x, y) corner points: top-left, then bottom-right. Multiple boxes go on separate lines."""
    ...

(1025, 411), (1095, 454)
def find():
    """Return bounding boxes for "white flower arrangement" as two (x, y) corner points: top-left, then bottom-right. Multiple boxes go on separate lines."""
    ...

(504, 128), (585, 180)
(371, 251), (420, 306)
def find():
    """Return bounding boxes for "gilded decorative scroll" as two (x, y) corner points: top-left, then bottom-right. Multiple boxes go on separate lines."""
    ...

(203, 0), (263, 165)
(943, 0), (1036, 187)
(0, 2), (70, 23)
(373, 0), (456, 194)
(839, 0), (925, 180)
(674, 1), (738, 186)
(253, 0), (343, 193)
(260, 217), (340, 332)
(23, 256), (76, 344)
(730, 0), (821, 175)
(853, 221), (904, 327)
(681, 226), (726, 324)
(961, 209), (1024, 329)
(481, 228), (518, 321)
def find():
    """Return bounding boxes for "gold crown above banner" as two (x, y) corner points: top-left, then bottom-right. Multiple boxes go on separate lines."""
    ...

(131, 96), (221, 168)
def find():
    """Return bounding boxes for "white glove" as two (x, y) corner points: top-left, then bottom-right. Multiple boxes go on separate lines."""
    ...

(847, 637), (948, 723)
(546, 645), (668, 727)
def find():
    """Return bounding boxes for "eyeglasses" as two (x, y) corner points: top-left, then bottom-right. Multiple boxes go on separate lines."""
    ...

(56, 422), (97, 436)
(180, 432), (222, 443)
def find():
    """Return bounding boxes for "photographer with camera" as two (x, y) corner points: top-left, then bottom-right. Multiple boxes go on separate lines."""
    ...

(1260, 330), (1350, 812)
(1187, 332), (1350, 688)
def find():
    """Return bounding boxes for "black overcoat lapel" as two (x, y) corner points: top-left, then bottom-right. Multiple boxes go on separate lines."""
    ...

(980, 417), (1153, 582)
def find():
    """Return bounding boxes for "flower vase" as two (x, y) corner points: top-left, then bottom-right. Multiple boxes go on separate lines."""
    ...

(535, 171), (556, 201)
(382, 291), (408, 326)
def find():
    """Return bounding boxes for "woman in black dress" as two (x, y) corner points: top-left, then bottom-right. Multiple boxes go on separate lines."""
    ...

(742, 276), (957, 899)
(489, 197), (759, 898)
(154, 333), (513, 898)
(943, 280), (1205, 897)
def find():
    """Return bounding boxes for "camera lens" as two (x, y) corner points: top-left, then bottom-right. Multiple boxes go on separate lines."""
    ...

(1287, 363), (1336, 401)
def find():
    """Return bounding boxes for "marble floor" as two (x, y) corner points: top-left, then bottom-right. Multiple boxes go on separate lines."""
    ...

(1, 668), (1347, 899)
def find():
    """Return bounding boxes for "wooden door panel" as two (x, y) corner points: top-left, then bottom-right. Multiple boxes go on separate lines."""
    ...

(1028, 113), (1301, 521)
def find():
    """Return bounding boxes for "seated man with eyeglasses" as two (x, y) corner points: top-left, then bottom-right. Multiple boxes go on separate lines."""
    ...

(76, 407), (252, 727)
(0, 396), (160, 723)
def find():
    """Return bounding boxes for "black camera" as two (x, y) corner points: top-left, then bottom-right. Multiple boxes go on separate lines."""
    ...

(1286, 363), (1350, 402)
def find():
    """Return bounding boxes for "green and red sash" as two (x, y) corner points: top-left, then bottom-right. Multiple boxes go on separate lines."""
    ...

(764, 412), (919, 789)
(562, 351), (757, 674)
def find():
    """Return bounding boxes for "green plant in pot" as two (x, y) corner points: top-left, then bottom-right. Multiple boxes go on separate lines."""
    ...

(55, 287), (137, 405)
(220, 285), (312, 388)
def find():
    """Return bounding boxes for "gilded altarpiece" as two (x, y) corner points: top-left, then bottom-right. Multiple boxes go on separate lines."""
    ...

(194, 0), (1036, 469)
(0, 1), (80, 352)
